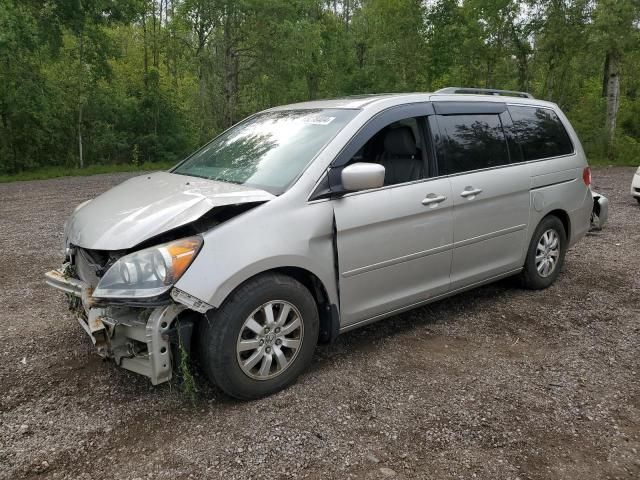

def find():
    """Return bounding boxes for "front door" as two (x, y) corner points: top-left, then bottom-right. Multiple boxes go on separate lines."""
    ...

(332, 115), (454, 327)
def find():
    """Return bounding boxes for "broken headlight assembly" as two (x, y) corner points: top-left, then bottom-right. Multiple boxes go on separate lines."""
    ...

(93, 236), (203, 299)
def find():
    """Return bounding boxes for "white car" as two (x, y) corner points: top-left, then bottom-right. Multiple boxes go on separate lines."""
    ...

(632, 166), (640, 204)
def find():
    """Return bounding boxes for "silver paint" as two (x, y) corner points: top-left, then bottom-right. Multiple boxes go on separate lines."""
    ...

(341, 162), (385, 191)
(47, 91), (596, 385)
(65, 171), (275, 250)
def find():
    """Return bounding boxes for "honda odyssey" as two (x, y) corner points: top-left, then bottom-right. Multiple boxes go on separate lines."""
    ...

(46, 88), (600, 399)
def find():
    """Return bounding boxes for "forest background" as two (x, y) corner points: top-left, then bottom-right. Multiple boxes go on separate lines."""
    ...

(1, 0), (638, 181)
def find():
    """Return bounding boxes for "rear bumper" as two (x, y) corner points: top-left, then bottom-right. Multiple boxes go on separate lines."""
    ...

(45, 268), (187, 385)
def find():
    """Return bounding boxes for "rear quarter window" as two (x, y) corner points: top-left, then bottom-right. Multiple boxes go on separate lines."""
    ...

(508, 106), (574, 161)
(436, 114), (510, 175)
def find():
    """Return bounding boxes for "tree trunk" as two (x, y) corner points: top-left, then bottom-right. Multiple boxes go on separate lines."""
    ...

(603, 50), (621, 152)
(198, 58), (207, 140)
(541, 50), (559, 100)
(78, 32), (84, 169)
(356, 42), (366, 69)
(344, 0), (350, 31)
(511, 26), (529, 92)
(168, 0), (178, 87)
(152, 0), (160, 69)
(194, 7), (210, 141)
(78, 105), (84, 169)
(485, 56), (494, 89)
(222, 12), (239, 129)
(142, 12), (149, 89)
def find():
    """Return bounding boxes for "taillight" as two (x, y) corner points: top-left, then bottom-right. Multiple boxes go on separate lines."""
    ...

(582, 166), (591, 186)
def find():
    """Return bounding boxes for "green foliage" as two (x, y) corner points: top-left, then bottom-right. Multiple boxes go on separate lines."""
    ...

(0, 161), (173, 183)
(1, 0), (639, 177)
(178, 340), (199, 404)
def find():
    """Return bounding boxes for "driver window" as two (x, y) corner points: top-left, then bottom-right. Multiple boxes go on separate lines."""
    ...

(348, 117), (428, 186)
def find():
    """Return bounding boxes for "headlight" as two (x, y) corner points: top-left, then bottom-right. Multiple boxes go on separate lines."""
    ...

(93, 236), (203, 299)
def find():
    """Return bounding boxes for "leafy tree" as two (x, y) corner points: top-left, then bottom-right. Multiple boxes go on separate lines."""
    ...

(1, 0), (639, 175)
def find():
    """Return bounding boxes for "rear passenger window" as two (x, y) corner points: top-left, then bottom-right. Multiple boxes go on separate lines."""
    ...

(436, 114), (510, 175)
(508, 106), (573, 161)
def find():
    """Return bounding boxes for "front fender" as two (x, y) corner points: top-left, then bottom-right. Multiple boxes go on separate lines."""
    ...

(174, 197), (338, 309)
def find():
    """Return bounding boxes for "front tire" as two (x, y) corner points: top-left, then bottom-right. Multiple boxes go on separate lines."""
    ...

(198, 273), (319, 400)
(518, 215), (567, 290)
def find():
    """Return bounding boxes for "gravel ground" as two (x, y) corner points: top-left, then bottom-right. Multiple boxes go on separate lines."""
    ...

(0, 166), (638, 480)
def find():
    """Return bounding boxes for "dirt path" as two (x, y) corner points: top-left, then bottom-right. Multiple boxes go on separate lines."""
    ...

(0, 167), (638, 479)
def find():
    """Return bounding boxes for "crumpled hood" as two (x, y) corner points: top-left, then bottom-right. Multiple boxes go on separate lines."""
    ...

(66, 171), (275, 250)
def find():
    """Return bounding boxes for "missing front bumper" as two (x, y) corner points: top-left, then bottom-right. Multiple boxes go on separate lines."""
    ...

(45, 268), (189, 385)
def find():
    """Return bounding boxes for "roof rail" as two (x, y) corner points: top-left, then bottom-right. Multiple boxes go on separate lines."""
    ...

(435, 87), (534, 99)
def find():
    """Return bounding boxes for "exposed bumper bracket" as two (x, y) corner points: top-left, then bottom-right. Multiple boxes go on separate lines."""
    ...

(45, 268), (87, 297)
(171, 287), (213, 313)
(45, 268), (186, 385)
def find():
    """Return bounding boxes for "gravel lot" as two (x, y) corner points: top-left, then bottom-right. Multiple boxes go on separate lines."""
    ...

(0, 166), (638, 479)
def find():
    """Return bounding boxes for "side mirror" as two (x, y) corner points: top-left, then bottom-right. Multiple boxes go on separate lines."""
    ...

(341, 163), (385, 192)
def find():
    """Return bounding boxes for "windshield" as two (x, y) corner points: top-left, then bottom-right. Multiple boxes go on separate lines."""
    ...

(172, 109), (358, 193)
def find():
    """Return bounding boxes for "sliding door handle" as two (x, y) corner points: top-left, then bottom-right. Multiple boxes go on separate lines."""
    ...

(422, 194), (447, 206)
(460, 187), (483, 198)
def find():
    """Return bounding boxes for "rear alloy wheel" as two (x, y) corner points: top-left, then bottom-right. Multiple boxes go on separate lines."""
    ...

(198, 273), (318, 400)
(535, 229), (561, 277)
(518, 215), (567, 290)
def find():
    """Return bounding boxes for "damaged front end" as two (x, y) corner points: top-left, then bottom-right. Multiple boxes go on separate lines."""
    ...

(45, 260), (199, 385)
(44, 236), (209, 385)
(45, 172), (275, 384)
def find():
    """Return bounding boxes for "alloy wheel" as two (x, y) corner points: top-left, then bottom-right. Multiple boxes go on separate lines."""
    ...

(535, 229), (561, 277)
(236, 301), (303, 380)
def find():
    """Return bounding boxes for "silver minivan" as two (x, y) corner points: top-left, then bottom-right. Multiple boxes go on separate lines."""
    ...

(46, 88), (598, 399)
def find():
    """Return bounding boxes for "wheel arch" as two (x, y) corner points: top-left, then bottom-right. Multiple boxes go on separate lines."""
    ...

(545, 209), (571, 241)
(273, 267), (339, 344)
(212, 266), (340, 345)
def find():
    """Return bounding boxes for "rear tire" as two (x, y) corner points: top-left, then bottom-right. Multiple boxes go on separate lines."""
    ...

(518, 215), (567, 290)
(636, 198), (640, 205)
(198, 273), (319, 400)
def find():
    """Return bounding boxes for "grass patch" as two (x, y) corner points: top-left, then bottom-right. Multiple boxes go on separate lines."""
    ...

(178, 339), (199, 404)
(0, 161), (175, 183)
(0, 157), (635, 183)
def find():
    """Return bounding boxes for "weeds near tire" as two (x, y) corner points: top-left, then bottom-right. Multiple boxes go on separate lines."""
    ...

(178, 333), (199, 404)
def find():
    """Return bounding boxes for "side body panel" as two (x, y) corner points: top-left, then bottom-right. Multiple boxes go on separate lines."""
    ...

(526, 156), (591, 254)
(521, 103), (591, 254)
(448, 164), (531, 289)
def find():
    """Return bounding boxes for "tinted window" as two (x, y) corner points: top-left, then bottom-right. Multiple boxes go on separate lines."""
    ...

(508, 106), (573, 161)
(173, 109), (357, 194)
(437, 114), (510, 175)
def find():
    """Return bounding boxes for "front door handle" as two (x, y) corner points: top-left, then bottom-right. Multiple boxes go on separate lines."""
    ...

(460, 187), (483, 198)
(422, 194), (447, 206)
